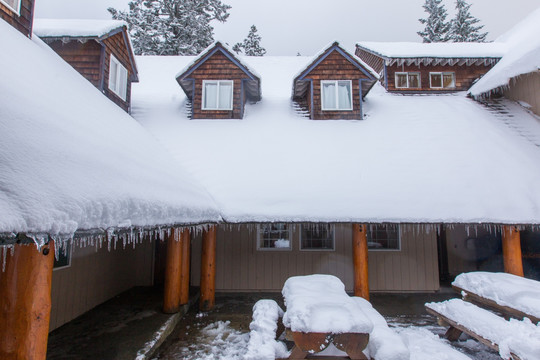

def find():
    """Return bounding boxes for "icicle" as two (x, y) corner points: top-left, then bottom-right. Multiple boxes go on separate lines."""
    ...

(2, 246), (7, 272)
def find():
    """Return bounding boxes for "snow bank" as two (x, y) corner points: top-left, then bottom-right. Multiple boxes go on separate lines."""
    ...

(426, 299), (540, 359)
(0, 20), (220, 236)
(33, 19), (127, 38)
(244, 300), (288, 360)
(469, 7), (540, 97)
(132, 53), (540, 224)
(356, 41), (506, 59)
(282, 275), (373, 333)
(353, 297), (409, 360)
(453, 271), (540, 320)
(396, 327), (471, 360)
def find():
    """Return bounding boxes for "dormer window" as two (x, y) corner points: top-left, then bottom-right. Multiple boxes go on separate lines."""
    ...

(1, 0), (21, 15)
(202, 80), (233, 110)
(321, 80), (353, 111)
(430, 72), (456, 89)
(109, 55), (128, 101)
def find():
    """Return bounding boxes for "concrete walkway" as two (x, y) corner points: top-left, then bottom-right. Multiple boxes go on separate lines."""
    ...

(46, 286), (196, 360)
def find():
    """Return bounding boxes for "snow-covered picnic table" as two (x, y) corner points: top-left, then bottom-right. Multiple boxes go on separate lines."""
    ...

(426, 271), (540, 360)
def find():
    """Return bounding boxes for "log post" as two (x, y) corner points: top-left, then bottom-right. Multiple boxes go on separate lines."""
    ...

(502, 225), (524, 277)
(0, 241), (55, 360)
(163, 228), (183, 313)
(200, 226), (217, 311)
(180, 228), (191, 305)
(353, 224), (370, 300)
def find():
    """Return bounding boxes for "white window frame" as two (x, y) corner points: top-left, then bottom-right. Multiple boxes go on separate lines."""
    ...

(299, 224), (336, 251)
(395, 72), (421, 89)
(256, 223), (293, 251)
(108, 55), (128, 101)
(320, 80), (353, 111)
(53, 242), (73, 271)
(1, 0), (21, 15)
(202, 80), (234, 111)
(367, 224), (402, 252)
(429, 72), (456, 89)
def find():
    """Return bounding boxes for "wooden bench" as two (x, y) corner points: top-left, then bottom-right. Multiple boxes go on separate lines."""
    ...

(426, 272), (540, 360)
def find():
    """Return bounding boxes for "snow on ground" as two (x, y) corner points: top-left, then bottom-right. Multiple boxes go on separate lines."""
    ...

(0, 20), (220, 237)
(132, 54), (540, 224)
(453, 271), (540, 319)
(33, 19), (127, 38)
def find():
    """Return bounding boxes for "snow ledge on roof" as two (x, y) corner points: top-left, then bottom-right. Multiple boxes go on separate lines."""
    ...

(33, 19), (127, 39)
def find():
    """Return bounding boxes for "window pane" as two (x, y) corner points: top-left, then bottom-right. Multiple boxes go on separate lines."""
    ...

(443, 73), (455, 88)
(322, 82), (337, 109)
(218, 81), (233, 110)
(408, 73), (420, 88)
(367, 224), (400, 250)
(430, 73), (442, 88)
(396, 73), (408, 88)
(109, 60), (118, 93)
(337, 81), (352, 109)
(259, 223), (291, 250)
(4, 0), (19, 10)
(301, 224), (334, 250)
(204, 82), (218, 109)
(119, 67), (128, 100)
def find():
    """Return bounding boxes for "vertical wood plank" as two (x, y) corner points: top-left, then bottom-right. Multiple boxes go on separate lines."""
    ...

(200, 227), (217, 311)
(352, 224), (370, 300)
(502, 226), (524, 276)
(180, 228), (191, 305)
(163, 228), (183, 313)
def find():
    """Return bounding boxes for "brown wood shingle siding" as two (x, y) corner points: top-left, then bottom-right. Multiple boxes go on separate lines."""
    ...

(302, 50), (371, 120)
(46, 40), (103, 88)
(102, 31), (133, 112)
(385, 63), (494, 92)
(0, 0), (34, 38)
(189, 51), (249, 119)
(355, 48), (385, 74)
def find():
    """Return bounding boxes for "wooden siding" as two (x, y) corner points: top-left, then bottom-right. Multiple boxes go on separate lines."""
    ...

(385, 63), (493, 92)
(190, 224), (439, 292)
(49, 238), (154, 331)
(301, 50), (371, 120)
(355, 48), (385, 74)
(189, 51), (249, 119)
(46, 40), (103, 88)
(504, 71), (540, 117)
(0, 0), (34, 38)
(102, 31), (133, 112)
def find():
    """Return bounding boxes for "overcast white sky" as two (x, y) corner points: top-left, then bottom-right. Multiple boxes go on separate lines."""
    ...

(35, 0), (540, 55)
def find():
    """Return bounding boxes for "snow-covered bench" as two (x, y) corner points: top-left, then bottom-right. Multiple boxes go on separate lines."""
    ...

(426, 272), (540, 360)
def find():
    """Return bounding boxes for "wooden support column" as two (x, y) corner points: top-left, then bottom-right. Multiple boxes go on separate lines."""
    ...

(163, 228), (183, 314)
(502, 225), (524, 277)
(200, 226), (216, 311)
(353, 224), (370, 300)
(180, 228), (191, 305)
(0, 241), (55, 360)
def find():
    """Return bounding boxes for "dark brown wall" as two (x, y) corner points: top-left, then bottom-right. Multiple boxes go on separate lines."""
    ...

(304, 50), (371, 120)
(47, 40), (102, 88)
(355, 48), (385, 74)
(190, 51), (248, 119)
(0, 0), (34, 38)
(386, 63), (493, 92)
(102, 31), (133, 112)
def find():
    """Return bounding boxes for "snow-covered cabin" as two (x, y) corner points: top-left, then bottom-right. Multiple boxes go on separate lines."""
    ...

(292, 42), (378, 120)
(175, 41), (261, 119)
(0, 14), (220, 357)
(33, 19), (139, 113)
(469, 8), (540, 117)
(356, 42), (505, 93)
(0, 0), (33, 37)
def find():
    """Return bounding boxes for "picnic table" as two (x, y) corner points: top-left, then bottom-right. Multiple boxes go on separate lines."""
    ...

(278, 275), (374, 360)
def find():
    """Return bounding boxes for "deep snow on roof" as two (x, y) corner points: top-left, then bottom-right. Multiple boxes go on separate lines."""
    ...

(356, 41), (507, 59)
(132, 54), (540, 224)
(469, 7), (540, 97)
(33, 19), (127, 38)
(0, 20), (220, 236)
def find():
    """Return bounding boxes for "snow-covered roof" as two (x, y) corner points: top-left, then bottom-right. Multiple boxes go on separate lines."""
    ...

(132, 53), (540, 225)
(0, 19), (220, 238)
(356, 41), (507, 59)
(469, 8), (540, 97)
(33, 19), (127, 39)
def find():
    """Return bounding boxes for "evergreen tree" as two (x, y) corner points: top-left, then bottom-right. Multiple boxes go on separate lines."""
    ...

(417, 0), (451, 43)
(449, 0), (488, 42)
(233, 25), (266, 56)
(108, 0), (231, 55)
